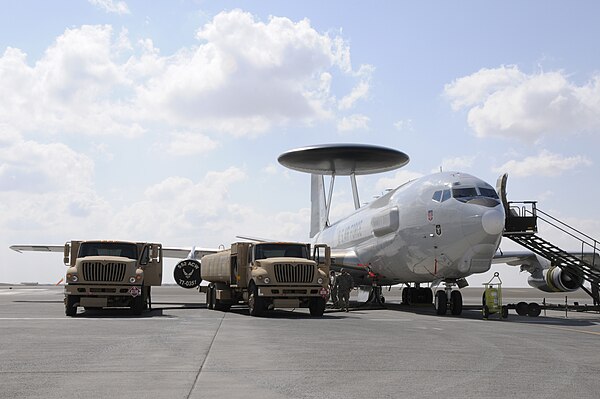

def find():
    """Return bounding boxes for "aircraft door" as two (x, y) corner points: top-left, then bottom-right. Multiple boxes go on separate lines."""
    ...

(496, 173), (509, 214)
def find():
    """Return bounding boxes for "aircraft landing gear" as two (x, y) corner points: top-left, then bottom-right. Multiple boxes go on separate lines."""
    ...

(365, 285), (386, 307)
(434, 283), (463, 316)
(401, 285), (433, 305)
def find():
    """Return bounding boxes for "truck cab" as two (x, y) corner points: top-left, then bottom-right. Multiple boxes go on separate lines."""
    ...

(201, 242), (331, 316)
(63, 240), (162, 316)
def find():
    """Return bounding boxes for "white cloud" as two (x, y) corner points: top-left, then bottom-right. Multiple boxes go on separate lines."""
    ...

(438, 156), (476, 172)
(444, 66), (600, 141)
(165, 132), (219, 156)
(338, 81), (370, 110)
(393, 119), (413, 132)
(337, 114), (370, 132)
(1, 11), (371, 140)
(88, 0), (130, 15)
(375, 170), (424, 192)
(493, 150), (592, 177)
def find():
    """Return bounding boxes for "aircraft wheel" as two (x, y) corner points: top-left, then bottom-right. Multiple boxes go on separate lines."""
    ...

(501, 306), (509, 319)
(309, 297), (326, 316)
(380, 295), (385, 304)
(425, 288), (433, 304)
(527, 302), (541, 317)
(402, 287), (412, 305)
(248, 282), (264, 317)
(450, 290), (463, 315)
(515, 301), (528, 316)
(434, 290), (447, 315)
(65, 295), (78, 317)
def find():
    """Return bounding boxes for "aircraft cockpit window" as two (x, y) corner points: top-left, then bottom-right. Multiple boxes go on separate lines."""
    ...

(452, 187), (478, 199)
(441, 189), (451, 202)
(478, 187), (499, 199)
(433, 190), (451, 203)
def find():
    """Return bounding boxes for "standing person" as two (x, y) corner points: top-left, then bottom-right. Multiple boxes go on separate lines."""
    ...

(336, 269), (353, 312)
(329, 270), (338, 308)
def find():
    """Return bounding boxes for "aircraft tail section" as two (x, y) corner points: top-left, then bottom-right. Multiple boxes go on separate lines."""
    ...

(310, 174), (328, 238)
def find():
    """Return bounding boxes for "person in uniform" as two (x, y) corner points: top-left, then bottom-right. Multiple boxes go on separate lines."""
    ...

(336, 269), (354, 312)
(329, 270), (338, 308)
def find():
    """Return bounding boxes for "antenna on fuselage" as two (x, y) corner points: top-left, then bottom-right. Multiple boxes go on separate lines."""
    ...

(278, 144), (410, 237)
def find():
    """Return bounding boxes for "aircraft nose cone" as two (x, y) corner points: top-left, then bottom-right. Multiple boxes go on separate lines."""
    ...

(482, 209), (504, 235)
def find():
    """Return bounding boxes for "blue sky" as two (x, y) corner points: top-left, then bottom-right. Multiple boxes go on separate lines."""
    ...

(2, 1), (600, 287)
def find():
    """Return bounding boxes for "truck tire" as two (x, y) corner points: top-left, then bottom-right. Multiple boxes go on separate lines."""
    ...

(309, 297), (326, 316)
(248, 283), (264, 317)
(65, 295), (78, 317)
(131, 290), (144, 315)
(207, 283), (215, 310)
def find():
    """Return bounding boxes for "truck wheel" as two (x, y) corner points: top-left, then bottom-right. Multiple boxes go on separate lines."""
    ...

(65, 295), (78, 317)
(248, 283), (264, 317)
(131, 291), (144, 315)
(207, 283), (216, 310)
(309, 297), (326, 316)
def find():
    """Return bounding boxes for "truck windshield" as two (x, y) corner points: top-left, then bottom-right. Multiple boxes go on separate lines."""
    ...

(78, 242), (138, 260)
(254, 244), (308, 260)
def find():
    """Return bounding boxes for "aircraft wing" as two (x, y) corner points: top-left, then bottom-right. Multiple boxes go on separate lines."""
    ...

(493, 250), (600, 273)
(10, 245), (65, 253)
(162, 247), (218, 260)
(11, 244), (218, 260)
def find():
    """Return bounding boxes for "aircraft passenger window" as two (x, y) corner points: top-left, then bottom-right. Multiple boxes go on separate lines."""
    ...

(478, 187), (499, 199)
(432, 191), (442, 202)
(441, 190), (451, 202)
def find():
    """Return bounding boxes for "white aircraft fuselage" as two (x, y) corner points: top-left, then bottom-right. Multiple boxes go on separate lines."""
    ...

(312, 172), (505, 286)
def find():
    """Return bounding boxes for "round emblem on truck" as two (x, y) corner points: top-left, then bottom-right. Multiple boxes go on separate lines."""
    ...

(174, 259), (202, 289)
(129, 286), (141, 297)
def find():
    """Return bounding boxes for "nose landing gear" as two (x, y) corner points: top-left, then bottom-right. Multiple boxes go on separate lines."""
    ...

(434, 282), (463, 315)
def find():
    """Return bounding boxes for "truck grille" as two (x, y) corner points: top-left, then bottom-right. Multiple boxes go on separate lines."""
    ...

(81, 262), (126, 282)
(274, 263), (314, 283)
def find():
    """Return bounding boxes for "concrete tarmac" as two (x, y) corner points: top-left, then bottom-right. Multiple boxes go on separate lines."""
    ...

(1, 285), (599, 399)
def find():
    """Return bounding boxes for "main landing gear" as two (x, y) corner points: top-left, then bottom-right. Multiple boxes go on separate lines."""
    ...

(401, 283), (463, 316)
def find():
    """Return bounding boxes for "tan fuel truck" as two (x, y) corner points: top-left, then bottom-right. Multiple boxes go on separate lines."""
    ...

(201, 242), (330, 316)
(62, 240), (163, 316)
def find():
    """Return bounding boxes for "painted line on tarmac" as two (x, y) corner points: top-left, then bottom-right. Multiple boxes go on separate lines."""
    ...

(544, 325), (600, 337)
(0, 317), (172, 321)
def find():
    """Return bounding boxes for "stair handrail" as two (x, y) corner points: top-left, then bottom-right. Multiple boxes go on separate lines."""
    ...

(533, 207), (598, 268)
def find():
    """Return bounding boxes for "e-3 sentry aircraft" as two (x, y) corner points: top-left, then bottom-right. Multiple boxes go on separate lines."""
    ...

(278, 143), (507, 315)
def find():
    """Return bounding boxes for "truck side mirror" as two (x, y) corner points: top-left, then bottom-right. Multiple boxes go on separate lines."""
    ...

(63, 242), (71, 266)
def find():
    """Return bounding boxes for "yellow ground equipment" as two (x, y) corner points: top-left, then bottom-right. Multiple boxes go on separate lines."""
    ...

(482, 272), (508, 319)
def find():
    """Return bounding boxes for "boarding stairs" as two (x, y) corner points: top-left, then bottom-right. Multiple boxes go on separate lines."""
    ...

(503, 201), (600, 303)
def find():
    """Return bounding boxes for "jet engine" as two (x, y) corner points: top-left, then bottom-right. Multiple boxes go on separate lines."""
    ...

(173, 259), (202, 289)
(527, 265), (583, 293)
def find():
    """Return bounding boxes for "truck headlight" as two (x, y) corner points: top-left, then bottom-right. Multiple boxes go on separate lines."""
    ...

(66, 273), (78, 282)
(129, 277), (136, 283)
(317, 277), (323, 284)
(264, 277), (271, 284)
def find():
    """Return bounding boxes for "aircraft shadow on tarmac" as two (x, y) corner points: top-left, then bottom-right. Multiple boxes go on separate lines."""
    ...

(380, 301), (600, 327)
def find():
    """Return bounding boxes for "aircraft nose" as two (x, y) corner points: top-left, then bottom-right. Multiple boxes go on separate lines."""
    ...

(481, 208), (504, 235)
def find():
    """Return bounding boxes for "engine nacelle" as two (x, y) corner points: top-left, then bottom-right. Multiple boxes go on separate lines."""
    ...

(173, 259), (202, 289)
(527, 266), (582, 293)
